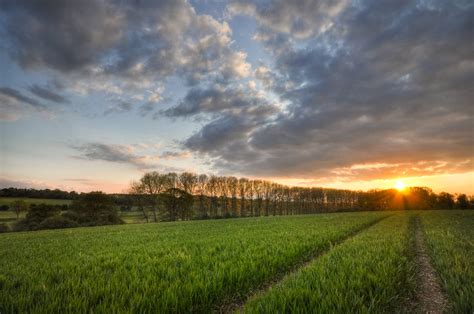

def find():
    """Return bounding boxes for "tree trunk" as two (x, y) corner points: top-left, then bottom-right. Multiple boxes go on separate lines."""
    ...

(141, 206), (149, 223)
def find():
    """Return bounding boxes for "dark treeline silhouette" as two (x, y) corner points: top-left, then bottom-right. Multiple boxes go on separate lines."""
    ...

(0, 188), (79, 199)
(130, 172), (474, 222)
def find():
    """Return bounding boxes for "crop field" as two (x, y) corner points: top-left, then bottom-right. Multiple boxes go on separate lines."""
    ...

(0, 210), (472, 313)
(244, 213), (415, 312)
(421, 210), (474, 312)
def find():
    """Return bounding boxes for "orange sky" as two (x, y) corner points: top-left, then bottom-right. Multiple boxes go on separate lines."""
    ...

(273, 171), (474, 195)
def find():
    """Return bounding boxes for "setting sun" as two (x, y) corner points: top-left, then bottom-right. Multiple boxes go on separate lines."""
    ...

(395, 180), (406, 191)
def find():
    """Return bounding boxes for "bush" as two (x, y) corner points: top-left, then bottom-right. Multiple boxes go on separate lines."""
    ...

(12, 219), (37, 232)
(70, 192), (123, 226)
(61, 211), (81, 222)
(38, 216), (79, 230)
(0, 205), (9, 211)
(13, 204), (61, 231)
(25, 204), (61, 225)
(0, 223), (10, 233)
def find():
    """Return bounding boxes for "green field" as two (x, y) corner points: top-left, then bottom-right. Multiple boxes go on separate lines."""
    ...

(244, 213), (415, 312)
(0, 197), (72, 206)
(0, 210), (472, 312)
(421, 210), (474, 312)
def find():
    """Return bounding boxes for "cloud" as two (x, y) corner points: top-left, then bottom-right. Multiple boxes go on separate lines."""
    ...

(0, 87), (47, 110)
(28, 84), (69, 103)
(159, 151), (191, 160)
(2, 0), (472, 185)
(162, 84), (279, 165)
(71, 142), (156, 169)
(0, 0), (251, 95)
(0, 86), (52, 120)
(228, 0), (349, 39)
(0, 177), (58, 190)
(0, 0), (124, 72)
(163, 84), (277, 118)
(179, 0), (474, 181)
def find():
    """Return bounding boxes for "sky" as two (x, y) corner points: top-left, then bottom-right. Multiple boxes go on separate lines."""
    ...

(0, 0), (473, 194)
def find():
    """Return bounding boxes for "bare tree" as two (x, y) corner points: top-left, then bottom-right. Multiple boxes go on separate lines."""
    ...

(196, 174), (208, 218)
(179, 172), (198, 194)
(207, 175), (219, 217)
(129, 181), (149, 223)
(250, 180), (257, 216)
(238, 178), (249, 217)
(11, 200), (28, 219)
(134, 171), (169, 222)
(228, 177), (238, 217)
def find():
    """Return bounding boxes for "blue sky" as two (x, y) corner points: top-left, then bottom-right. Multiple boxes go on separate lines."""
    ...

(0, 0), (473, 193)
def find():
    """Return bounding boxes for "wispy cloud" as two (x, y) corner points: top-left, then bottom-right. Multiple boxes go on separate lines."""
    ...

(0, 86), (53, 120)
(28, 84), (69, 104)
(70, 142), (156, 169)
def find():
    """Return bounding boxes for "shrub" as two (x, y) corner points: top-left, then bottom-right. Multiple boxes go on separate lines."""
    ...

(0, 223), (10, 233)
(12, 219), (37, 232)
(70, 192), (123, 226)
(13, 204), (61, 231)
(25, 204), (61, 225)
(38, 216), (79, 230)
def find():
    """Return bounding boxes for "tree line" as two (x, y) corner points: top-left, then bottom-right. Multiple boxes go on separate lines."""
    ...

(0, 172), (471, 232)
(0, 188), (79, 199)
(129, 171), (474, 222)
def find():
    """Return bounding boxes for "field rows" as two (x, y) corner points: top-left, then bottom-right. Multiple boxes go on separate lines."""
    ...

(0, 212), (387, 312)
(244, 213), (414, 312)
(0, 210), (472, 313)
(421, 211), (474, 312)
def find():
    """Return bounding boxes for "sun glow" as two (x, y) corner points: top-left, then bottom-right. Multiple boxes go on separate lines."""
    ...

(395, 180), (406, 191)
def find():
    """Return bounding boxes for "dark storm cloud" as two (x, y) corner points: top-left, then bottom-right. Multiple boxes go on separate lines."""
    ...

(71, 142), (154, 169)
(28, 84), (69, 104)
(183, 0), (474, 180)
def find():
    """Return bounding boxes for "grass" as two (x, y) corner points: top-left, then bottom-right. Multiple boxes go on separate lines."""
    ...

(244, 213), (416, 313)
(0, 210), (471, 312)
(0, 197), (72, 206)
(118, 211), (148, 224)
(0, 211), (387, 313)
(0, 211), (25, 223)
(420, 210), (474, 312)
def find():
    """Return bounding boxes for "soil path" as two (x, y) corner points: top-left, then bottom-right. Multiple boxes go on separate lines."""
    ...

(217, 215), (390, 313)
(413, 216), (447, 313)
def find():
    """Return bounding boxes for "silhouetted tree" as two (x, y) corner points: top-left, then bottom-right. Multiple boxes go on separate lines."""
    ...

(437, 192), (455, 209)
(14, 204), (60, 231)
(68, 192), (122, 226)
(162, 188), (193, 221)
(456, 194), (469, 209)
(11, 200), (28, 219)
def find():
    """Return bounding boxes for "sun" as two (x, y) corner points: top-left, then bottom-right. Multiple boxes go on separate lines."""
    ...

(395, 180), (406, 191)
